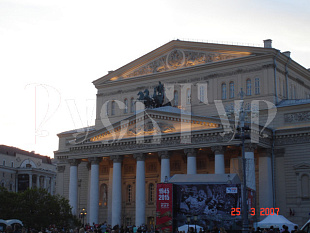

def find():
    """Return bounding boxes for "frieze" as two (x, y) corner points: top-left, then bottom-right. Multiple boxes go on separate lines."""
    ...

(122, 49), (244, 79)
(284, 111), (310, 123)
(57, 131), (271, 158)
(275, 133), (310, 146)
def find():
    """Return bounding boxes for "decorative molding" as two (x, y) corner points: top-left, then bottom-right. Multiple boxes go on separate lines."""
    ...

(110, 155), (123, 163)
(158, 151), (171, 159)
(56, 165), (65, 173)
(122, 49), (244, 79)
(211, 146), (225, 154)
(88, 157), (102, 165)
(133, 153), (145, 161)
(184, 148), (197, 157)
(68, 159), (81, 166)
(244, 143), (257, 153)
(275, 133), (310, 146)
(284, 111), (310, 123)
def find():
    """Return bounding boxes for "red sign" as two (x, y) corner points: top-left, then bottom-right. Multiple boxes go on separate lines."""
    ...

(156, 183), (173, 233)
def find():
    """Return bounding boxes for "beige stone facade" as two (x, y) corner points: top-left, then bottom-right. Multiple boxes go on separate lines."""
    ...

(55, 40), (310, 228)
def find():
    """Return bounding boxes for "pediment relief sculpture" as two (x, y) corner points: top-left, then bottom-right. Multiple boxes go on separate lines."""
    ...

(121, 49), (248, 79)
(128, 120), (175, 136)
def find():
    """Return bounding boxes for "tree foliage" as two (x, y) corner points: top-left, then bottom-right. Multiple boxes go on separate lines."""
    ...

(0, 187), (80, 229)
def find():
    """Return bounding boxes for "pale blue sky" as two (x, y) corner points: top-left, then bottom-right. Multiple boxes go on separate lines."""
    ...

(0, 0), (309, 157)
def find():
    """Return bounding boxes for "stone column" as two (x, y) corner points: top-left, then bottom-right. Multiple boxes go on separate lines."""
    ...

(211, 146), (225, 174)
(184, 148), (197, 174)
(111, 155), (123, 227)
(274, 149), (286, 215)
(89, 157), (102, 225)
(259, 149), (273, 213)
(36, 175), (40, 189)
(158, 151), (171, 182)
(51, 176), (55, 195)
(29, 174), (33, 189)
(134, 153), (146, 226)
(69, 159), (80, 216)
(44, 176), (47, 189)
(245, 144), (257, 191)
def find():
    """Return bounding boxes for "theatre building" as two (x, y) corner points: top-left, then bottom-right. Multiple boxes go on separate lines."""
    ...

(54, 39), (310, 228)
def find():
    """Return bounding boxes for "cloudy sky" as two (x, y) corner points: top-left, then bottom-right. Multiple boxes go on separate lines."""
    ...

(0, 0), (309, 158)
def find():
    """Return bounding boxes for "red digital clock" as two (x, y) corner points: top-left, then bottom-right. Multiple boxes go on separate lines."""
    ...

(231, 208), (280, 216)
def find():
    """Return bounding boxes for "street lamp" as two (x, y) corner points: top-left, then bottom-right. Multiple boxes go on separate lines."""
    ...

(193, 215), (198, 233)
(225, 88), (257, 233)
(186, 215), (191, 233)
(80, 208), (87, 227)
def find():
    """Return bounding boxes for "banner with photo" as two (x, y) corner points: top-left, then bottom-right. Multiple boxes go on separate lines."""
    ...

(173, 184), (243, 231)
(156, 183), (173, 233)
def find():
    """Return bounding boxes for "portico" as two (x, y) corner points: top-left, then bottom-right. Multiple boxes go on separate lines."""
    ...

(59, 107), (273, 226)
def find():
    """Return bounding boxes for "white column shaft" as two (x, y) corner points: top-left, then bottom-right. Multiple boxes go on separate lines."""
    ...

(112, 161), (122, 227)
(29, 174), (33, 189)
(36, 176), (40, 189)
(245, 151), (256, 190)
(187, 156), (197, 174)
(136, 160), (145, 226)
(161, 158), (170, 182)
(215, 153), (225, 174)
(259, 156), (273, 210)
(69, 165), (78, 216)
(89, 163), (100, 224)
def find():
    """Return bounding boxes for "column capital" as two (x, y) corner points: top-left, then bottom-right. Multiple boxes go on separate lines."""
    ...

(211, 146), (225, 154)
(184, 148), (197, 157)
(259, 148), (272, 157)
(110, 155), (123, 163)
(57, 165), (66, 173)
(88, 157), (102, 165)
(244, 143), (257, 153)
(158, 151), (171, 159)
(68, 159), (81, 166)
(133, 153), (145, 161)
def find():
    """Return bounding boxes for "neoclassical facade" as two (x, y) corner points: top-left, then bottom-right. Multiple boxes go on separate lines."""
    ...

(54, 40), (310, 228)
(0, 145), (56, 193)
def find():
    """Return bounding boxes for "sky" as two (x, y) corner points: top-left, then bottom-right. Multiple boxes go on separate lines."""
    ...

(0, 0), (309, 158)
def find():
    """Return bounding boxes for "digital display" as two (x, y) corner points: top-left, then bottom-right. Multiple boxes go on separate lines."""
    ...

(231, 208), (280, 216)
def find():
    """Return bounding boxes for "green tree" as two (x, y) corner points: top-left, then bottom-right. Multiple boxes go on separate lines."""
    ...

(0, 187), (80, 229)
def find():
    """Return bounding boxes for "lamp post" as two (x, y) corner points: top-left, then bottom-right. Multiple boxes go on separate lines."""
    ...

(193, 215), (198, 233)
(225, 88), (255, 233)
(186, 215), (191, 233)
(80, 208), (87, 227)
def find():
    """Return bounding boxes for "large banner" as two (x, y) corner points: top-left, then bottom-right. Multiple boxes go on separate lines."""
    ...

(173, 184), (242, 231)
(156, 183), (173, 233)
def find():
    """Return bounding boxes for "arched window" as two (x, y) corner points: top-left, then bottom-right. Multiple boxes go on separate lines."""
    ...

(221, 83), (226, 100)
(186, 88), (191, 104)
(130, 98), (135, 113)
(246, 79), (252, 96)
(124, 99), (128, 114)
(255, 78), (260, 95)
(174, 91), (179, 106)
(149, 183), (155, 203)
(199, 85), (205, 102)
(111, 101), (116, 115)
(229, 82), (234, 98)
(2, 160), (5, 166)
(11, 162), (14, 167)
(127, 185), (132, 203)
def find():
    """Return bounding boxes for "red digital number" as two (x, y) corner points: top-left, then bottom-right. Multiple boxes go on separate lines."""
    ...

(250, 208), (255, 216)
(231, 208), (241, 216)
(260, 208), (280, 216)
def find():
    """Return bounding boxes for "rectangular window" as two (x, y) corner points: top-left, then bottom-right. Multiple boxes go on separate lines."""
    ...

(255, 78), (260, 95)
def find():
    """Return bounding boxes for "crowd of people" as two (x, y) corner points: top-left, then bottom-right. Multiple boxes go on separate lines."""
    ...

(2, 223), (307, 233)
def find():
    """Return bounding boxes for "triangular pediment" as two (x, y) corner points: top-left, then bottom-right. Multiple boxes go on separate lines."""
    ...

(82, 106), (222, 143)
(93, 40), (269, 87)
